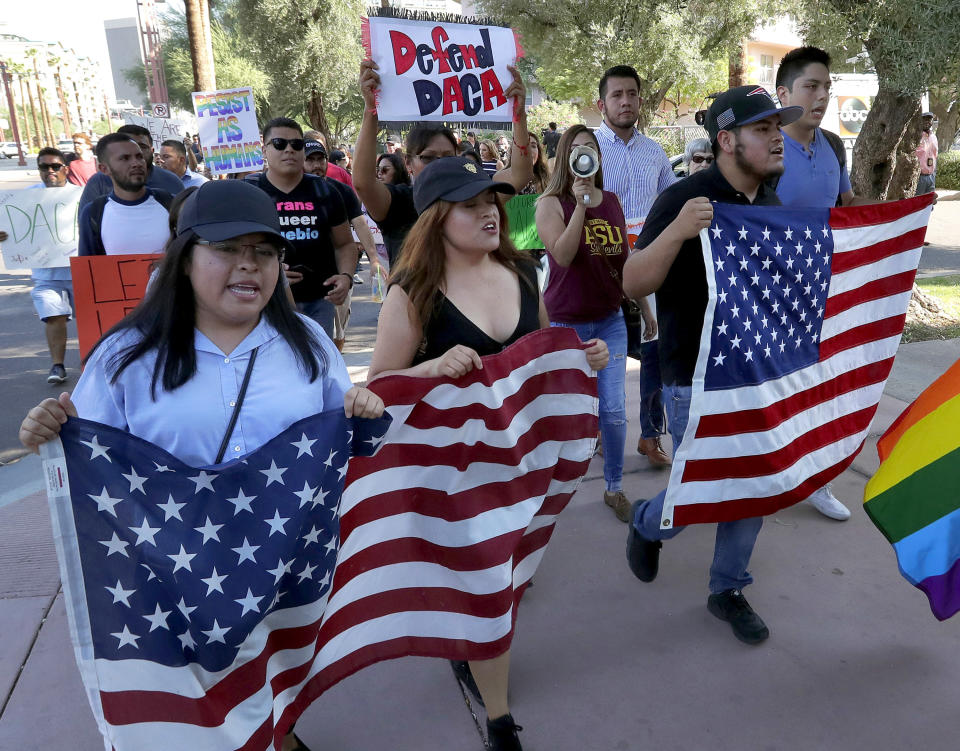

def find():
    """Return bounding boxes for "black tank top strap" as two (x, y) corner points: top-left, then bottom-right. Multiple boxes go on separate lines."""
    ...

(411, 259), (540, 365)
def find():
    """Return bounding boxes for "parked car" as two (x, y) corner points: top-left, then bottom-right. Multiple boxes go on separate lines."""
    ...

(670, 154), (686, 178)
(0, 142), (23, 159)
(57, 139), (76, 154)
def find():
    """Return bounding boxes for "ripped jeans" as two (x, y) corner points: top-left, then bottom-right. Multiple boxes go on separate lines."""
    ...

(552, 309), (627, 491)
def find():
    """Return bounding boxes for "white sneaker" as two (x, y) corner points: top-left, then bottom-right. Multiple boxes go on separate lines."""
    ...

(805, 485), (850, 521)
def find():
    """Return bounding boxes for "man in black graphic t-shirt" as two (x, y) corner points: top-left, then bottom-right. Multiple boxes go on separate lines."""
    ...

(246, 118), (357, 337)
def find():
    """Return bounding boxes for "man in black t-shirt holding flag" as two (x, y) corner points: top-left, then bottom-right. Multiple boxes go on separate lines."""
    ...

(246, 118), (358, 338)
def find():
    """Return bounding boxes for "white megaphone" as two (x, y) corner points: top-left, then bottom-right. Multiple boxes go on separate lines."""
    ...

(569, 144), (599, 204)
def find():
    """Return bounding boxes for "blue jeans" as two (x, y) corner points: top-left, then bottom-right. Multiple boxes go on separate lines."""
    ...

(297, 298), (336, 339)
(552, 310), (627, 491)
(632, 384), (763, 593)
(638, 340), (665, 438)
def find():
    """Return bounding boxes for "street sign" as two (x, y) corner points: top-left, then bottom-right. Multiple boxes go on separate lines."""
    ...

(151, 102), (170, 118)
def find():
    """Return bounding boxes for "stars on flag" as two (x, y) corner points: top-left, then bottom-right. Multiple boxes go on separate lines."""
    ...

(706, 213), (834, 390)
(59, 409), (390, 674)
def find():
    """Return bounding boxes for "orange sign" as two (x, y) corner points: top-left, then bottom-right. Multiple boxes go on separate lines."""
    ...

(70, 254), (162, 359)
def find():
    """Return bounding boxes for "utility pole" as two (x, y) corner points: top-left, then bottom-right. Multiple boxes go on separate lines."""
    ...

(0, 61), (27, 166)
(185, 0), (216, 91)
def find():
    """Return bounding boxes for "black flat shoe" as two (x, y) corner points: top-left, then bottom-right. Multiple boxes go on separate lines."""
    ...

(486, 713), (523, 751)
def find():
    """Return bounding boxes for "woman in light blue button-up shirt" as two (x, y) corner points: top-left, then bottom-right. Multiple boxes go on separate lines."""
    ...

(19, 181), (383, 751)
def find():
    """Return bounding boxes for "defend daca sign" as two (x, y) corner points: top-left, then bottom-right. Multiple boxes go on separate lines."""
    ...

(363, 16), (521, 123)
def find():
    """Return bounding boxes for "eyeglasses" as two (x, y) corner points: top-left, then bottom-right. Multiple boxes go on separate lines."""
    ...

(691, 155), (714, 165)
(267, 137), (305, 152)
(38, 163), (65, 172)
(195, 239), (284, 263)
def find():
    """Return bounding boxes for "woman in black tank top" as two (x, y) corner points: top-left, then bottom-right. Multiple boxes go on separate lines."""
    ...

(368, 158), (608, 751)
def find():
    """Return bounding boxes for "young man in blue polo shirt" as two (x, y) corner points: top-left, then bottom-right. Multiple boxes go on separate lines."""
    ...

(773, 46), (867, 521)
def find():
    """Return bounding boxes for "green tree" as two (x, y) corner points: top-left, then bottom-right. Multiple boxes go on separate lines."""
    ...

(235, 0), (365, 143)
(525, 99), (583, 136)
(478, 0), (778, 128)
(799, 0), (960, 198)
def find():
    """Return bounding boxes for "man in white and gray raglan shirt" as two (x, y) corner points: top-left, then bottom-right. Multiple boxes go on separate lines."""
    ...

(78, 133), (172, 256)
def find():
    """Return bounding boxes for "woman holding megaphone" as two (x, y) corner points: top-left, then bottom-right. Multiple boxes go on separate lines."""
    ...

(535, 124), (633, 523)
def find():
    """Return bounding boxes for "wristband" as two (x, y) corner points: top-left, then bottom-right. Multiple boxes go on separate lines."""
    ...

(512, 137), (529, 155)
(340, 272), (354, 289)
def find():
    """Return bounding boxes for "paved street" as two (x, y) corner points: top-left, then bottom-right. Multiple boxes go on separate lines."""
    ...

(1, 157), (959, 749)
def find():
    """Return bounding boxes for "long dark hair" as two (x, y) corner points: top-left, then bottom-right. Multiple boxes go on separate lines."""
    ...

(88, 231), (326, 397)
(541, 125), (604, 199)
(377, 152), (410, 185)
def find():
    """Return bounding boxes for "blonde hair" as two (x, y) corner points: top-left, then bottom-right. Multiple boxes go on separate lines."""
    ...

(478, 139), (499, 162)
(540, 124), (604, 199)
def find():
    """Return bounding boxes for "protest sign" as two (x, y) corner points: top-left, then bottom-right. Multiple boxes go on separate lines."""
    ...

(362, 16), (520, 124)
(192, 87), (263, 176)
(0, 186), (81, 269)
(70, 253), (162, 359)
(121, 112), (195, 152)
(505, 193), (543, 250)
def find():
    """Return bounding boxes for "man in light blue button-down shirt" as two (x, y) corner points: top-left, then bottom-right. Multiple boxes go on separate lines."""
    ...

(595, 65), (677, 469)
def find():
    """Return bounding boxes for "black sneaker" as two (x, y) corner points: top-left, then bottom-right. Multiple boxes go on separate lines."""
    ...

(707, 589), (770, 644)
(626, 499), (662, 582)
(450, 660), (484, 707)
(486, 713), (523, 751)
(47, 364), (67, 384)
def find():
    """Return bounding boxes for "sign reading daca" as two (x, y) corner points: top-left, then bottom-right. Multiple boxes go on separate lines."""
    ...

(0, 186), (81, 269)
(363, 16), (520, 123)
(191, 86), (263, 176)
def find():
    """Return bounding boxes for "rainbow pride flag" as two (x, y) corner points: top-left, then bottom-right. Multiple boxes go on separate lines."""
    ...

(864, 358), (960, 620)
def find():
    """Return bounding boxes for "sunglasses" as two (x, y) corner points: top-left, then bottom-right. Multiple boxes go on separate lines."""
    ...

(39, 163), (65, 171)
(267, 137), (305, 151)
(377, 165), (393, 173)
(691, 155), (714, 165)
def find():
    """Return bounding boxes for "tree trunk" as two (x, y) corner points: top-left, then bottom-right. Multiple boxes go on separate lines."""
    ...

(55, 70), (73, 135)
(931, 97), (958, 152)
(38, 86), (56, 144)
(185, 0), (216, 91)
(16, 77), (32, 151)
(72, 80), (85, 131)
(638, 80), (673, 131)
(307, 89), (331, 148)
(200, 0), (216, 84)
(24, 78), (40, 149)
(728, 45), (745, 88)
(849, 86), (921, 200)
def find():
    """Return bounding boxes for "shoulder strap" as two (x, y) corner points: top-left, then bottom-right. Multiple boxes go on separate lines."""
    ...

(821, 129), (847, 170)
(215, 347), (258, 464)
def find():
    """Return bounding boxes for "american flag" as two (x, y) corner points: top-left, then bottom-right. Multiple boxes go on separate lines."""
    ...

(43, 327), (598, 750)
(662, 195), (934, 527)
(285, 327), (598, 721)
(43, 409), (389, 751)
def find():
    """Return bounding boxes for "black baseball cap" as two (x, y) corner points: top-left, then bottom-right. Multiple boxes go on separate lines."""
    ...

(176, 180), (293, 252)
(413, 156), (515, 213)
(705, 85), (803, 143)
(304, 140), (326, 157)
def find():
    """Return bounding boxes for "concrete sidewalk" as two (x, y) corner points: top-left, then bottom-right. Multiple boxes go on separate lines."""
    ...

(0, 280), (957, 749)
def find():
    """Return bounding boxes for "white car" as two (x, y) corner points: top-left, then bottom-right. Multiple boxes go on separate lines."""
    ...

(0, 142), (22, 158)
(57, 139), (75, 154)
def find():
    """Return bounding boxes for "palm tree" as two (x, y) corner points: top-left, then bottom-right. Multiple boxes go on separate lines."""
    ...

(9, 62), (36, 150)
(185, 0), (216, 91)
